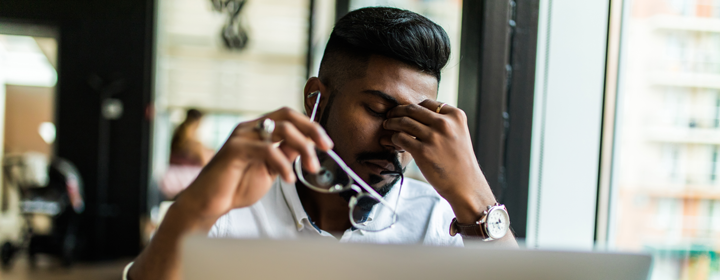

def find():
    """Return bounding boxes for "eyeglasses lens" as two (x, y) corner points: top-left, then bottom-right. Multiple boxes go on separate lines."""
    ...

(299, 149), (352, 192)
(297, 148), (400, 231)
(350, 194), (397, 231)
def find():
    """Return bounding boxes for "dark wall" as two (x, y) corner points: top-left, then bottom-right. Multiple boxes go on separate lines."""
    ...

(0, 0), (154, 259)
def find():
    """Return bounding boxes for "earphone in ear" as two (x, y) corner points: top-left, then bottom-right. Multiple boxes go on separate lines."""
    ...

(308, 91), (322, 122)
(308, 91), (321, 99)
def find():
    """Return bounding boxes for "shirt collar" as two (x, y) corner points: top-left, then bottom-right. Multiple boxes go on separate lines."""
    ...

(278, 179), (312, 232)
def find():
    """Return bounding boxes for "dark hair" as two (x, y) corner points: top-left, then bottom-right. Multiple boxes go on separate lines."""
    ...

(185, 109), (203, 122)
(171, 108), (204, 153)
(318, 7), (451, 90)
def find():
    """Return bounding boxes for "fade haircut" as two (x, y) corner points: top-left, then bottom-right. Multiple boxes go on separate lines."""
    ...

(317, 7), (451, 92)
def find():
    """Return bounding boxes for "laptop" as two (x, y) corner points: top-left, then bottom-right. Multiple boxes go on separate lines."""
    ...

(182, 235), (651, 280)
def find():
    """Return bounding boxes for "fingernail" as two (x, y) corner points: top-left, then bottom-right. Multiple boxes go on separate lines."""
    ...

(312, 159), (321, 172)
(323, 135), (333, 147)
(288, 173), (296, 183)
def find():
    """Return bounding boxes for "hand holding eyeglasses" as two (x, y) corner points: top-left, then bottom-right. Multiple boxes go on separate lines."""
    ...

(172, 107), (334, 231)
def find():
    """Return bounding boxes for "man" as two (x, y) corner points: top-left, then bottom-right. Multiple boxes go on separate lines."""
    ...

(128, 7), (516, 280)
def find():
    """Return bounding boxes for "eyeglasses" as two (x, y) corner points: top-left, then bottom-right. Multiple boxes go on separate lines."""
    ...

(293, 91), (403, 232)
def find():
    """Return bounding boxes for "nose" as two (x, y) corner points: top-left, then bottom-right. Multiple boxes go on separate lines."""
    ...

(379, 128), (406, 153)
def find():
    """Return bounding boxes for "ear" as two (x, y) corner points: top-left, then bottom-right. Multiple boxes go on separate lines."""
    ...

(303, 77), (328, 121)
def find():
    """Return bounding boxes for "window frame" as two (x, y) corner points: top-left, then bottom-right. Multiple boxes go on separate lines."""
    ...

(458, 0), (541, 239)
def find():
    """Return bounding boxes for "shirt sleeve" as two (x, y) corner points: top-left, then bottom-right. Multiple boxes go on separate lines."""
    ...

(423, 196), (464, 246)
(207, 213), (229, 238)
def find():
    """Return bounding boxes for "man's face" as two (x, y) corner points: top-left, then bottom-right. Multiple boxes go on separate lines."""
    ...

(322, 55), (438, 193)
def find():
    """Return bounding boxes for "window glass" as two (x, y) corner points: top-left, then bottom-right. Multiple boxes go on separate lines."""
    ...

(149, 0), (309, 220)
(611, 0), (720, 278)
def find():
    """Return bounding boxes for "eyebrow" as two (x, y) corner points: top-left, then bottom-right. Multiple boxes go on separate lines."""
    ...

(361, 90), (399, 106)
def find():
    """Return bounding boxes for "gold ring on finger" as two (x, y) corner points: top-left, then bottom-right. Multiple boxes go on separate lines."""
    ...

(436, 102), (446, 114)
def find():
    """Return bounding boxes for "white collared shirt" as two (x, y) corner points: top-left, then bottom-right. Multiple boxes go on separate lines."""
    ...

(208, 177), (463, 246)
(122, 177), (464, 280)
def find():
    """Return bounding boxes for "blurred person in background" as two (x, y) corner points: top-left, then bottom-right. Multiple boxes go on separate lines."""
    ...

(170, 109), (213, 166)
(160, 109), (214, 199)
(129, 7), (515, 280)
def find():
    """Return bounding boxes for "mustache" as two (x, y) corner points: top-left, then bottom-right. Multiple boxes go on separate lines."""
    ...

(355, 151), (403, 175)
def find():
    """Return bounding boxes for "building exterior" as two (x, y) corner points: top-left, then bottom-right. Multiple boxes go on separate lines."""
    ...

(613, 0), (720, 279)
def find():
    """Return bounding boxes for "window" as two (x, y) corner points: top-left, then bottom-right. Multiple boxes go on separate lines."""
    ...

(151, 0), (310, 175)
(149, 0), (311, 225)
(609, 0), (720, 278)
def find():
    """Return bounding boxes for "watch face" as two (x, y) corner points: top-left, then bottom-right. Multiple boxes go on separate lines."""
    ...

(486, 208), (509, 239)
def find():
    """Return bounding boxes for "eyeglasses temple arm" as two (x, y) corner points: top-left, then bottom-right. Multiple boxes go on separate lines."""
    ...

(325, 150), (395, 209)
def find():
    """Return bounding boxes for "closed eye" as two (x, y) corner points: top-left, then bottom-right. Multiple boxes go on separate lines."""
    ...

(365, 105), (386, 118)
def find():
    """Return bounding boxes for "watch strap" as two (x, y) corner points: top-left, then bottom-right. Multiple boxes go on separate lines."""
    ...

(449, 218), (488, 239)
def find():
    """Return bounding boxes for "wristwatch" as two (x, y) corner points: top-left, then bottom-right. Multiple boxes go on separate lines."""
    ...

(449, 203), (510, 241)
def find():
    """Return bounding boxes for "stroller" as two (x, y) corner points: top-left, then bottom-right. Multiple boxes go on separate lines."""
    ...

(0, 153), (84, 268)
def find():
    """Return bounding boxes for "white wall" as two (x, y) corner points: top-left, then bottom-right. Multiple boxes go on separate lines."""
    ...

(526, 0), (610, 249)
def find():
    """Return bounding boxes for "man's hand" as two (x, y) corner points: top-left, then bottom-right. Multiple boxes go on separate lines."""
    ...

(383, 100), (498, 226)
(129, 107), (333, 280)
(175, 107), (334, 230)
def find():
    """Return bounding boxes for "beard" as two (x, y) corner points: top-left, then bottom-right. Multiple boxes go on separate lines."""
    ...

(338, 151), (405, 211)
